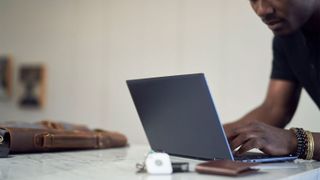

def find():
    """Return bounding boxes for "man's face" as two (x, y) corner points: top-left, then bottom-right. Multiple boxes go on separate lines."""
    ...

(250, 0), (316, 35)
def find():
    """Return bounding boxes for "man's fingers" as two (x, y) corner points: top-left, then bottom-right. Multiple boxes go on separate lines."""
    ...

(227, 125), (258, 140)
(229, 132), (260, 150)
(223, 124), (237, 140)
(236, 138), (263, 156)
(225, 126), (247, 140)
(229, 134), (248, 150)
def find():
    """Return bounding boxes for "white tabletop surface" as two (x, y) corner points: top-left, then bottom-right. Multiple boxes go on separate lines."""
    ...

(0, 145), (320, 180)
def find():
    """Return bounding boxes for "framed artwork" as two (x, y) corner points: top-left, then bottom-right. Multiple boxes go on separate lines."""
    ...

(0, 56), (13, 100)
(19, 65), (46, 108)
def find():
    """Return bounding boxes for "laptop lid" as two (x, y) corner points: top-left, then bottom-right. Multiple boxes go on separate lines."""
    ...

(127, 73), (233, 160)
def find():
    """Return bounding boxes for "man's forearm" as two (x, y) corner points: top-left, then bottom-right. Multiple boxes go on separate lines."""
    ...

(232, 103), (293, 128)
(230, 80), (301, 129)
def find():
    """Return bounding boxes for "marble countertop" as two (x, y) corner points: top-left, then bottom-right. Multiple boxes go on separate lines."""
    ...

(0, 145), (319, 180)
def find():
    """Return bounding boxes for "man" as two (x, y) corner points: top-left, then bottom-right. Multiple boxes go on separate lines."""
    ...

(224, 0), (320, 160)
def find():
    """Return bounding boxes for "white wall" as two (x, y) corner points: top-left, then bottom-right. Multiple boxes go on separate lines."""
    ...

(0, 0), (319, 144)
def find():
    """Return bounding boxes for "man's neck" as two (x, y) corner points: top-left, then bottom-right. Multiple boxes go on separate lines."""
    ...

(303, 2), (320, 34)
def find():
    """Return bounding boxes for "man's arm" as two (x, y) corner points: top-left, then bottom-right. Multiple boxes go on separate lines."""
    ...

(224, 79), (301, 134)
(223, 79), (303, 157)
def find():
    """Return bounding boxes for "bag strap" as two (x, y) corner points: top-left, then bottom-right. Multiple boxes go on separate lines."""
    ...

(34, 131), (114, 149)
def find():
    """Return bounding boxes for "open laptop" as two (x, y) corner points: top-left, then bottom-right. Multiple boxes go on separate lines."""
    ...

(127, 73), (297, 163)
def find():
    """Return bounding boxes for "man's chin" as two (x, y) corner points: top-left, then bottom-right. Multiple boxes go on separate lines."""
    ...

(272, 30), (289, 36)
(268, 23), (298, 36)
(271, 28), (295, 36)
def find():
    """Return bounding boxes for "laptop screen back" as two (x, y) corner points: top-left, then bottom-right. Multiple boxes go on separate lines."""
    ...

(127, 73), (233, 160)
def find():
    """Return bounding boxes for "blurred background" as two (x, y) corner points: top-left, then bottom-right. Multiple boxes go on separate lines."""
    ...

(0, 0), (319, 144)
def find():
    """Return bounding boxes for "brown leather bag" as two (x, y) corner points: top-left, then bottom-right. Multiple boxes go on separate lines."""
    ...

(0, 120), (128, 157)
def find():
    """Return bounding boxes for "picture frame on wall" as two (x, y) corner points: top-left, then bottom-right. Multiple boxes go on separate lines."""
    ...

(19, 64), (46, 109)
(0, 55), (13, 100)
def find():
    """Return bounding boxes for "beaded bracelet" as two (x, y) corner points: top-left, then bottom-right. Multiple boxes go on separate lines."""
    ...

(290, 128), (308, 159)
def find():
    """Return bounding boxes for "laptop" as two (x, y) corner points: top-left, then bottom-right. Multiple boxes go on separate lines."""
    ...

(127, 73), (297, 163)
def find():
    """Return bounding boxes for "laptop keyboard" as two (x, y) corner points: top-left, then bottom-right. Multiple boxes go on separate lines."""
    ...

(234, 152), (275, 161)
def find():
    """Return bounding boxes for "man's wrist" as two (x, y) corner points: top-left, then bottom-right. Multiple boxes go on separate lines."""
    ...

(290, 128), (308, 158)
(288, 129), (298, 155)
(289, 128), (315, 159)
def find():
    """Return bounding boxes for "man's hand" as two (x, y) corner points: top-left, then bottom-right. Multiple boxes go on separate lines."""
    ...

(224, 121), (297, 156)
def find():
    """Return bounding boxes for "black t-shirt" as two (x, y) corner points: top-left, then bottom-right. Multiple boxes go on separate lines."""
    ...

(271, 31), (320, 108)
